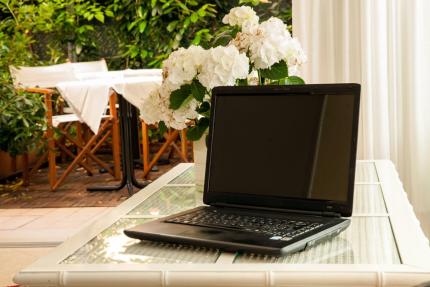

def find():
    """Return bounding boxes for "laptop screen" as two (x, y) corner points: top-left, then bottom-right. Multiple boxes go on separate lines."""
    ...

(205, 85), (360, 216)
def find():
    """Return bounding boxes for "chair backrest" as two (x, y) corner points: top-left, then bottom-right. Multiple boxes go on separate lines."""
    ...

(9, 63), (77, 88)
(71, 59), (108, 73)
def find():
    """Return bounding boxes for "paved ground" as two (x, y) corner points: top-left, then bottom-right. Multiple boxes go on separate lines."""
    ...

(0, 156), (181, 208)
(0, 247), (52, 287)
(0, 207), (111, 286)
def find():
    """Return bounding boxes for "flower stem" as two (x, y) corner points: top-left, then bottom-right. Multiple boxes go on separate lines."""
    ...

(257, 70), (263, 85)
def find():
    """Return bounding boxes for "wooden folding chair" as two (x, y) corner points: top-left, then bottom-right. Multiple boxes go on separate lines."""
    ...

(9, 62), (121, 191)
(140, 121), (189, 179)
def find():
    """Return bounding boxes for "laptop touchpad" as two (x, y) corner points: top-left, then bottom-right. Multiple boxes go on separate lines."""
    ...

(180, 228), (264, 244)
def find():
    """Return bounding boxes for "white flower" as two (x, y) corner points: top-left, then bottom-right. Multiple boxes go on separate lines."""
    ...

(229, 31), (253, 54)
(198, 45), (249, 89)
(248, 17), (292, 69)
(162, 45), (206, 90)
(140, 83), (199, 130)
(159, 84), (199, 130)
(285, 37), (307, 67)
(222, 6), (259, 30)
(139, 85), (165, 126)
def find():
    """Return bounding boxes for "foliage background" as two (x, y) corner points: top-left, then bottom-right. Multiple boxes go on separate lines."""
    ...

(0, 0), (292, 155)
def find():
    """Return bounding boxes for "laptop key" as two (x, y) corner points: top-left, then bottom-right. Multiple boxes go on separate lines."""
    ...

(165, 208), (326, 239)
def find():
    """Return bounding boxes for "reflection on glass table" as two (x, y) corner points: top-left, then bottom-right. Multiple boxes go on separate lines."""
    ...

(168, 163), (380, 185)
(355, 162), (379, 182)
(353, 185), (387, 214)
(234, 217), (400, 264)
(128, 186), (203, 216)
(62, 218), (220, 264)
(168, 167), (195, 184)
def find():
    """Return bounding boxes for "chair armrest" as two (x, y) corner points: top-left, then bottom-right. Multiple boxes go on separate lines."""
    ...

(19, 87), (56, 95)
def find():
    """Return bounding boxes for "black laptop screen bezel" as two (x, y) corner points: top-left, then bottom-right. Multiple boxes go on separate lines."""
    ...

(203, 84), (361, 217)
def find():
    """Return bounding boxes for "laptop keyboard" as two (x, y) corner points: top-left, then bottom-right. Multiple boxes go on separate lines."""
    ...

(166, 208), (325, 240)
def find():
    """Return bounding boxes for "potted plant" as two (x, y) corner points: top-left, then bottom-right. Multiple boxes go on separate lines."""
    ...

(139, 6), (307, 185)
(0, 77), (46, 181)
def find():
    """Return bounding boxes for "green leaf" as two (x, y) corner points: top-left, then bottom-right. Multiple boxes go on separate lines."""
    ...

(95, 13), (104, 23)
(237, 79), (248, 86)
(137, 6), (143, 18)
(190, 79), (206, 102)
(169, 84), (191, 109)
(127, 21), (137, 31)
(259, 60), (289, 80)
(158, 121), (167, 136)
(105, 10), (114, 17)
(140, 50), (148, 59)
(196, 101), (210, 117)
(285, 76), (305, 85)
(191, 34), (201, 45)
(175, 1), (190, 13)
(187, 117), (209, 141)
(190, 13), (198, 23)
(166, 21), (178, 32)
(139, 21), (147, 33)
(197, 8), (206, 17)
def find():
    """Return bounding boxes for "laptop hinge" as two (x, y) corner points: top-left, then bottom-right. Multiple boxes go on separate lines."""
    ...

(211, 203), (341, 217)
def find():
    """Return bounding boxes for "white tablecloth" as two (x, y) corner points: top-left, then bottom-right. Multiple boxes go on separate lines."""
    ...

(56, 70), (162, 133)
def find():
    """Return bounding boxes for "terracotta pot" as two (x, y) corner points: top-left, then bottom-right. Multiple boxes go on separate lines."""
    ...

(0, 150), (37, 179)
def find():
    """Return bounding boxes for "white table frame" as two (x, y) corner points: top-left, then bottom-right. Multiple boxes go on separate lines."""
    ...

(14, 160), (430, 286)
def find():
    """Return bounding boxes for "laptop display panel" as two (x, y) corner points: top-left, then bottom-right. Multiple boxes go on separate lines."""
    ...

(204, 84), (360, 217)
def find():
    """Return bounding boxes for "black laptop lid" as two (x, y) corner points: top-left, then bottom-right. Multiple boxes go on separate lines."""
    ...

(203, 84), (360, 217)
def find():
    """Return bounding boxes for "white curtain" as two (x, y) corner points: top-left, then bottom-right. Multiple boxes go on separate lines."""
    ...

(293, 0), (430, 237)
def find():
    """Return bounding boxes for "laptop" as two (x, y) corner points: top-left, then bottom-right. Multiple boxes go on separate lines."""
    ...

(125, 83), (361, 255)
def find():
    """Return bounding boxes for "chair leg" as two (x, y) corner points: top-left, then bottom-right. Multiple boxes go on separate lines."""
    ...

(75, 122), (89, 174)
(44, 93), (57, 191)
(141, 122), (150, 177)
(168, 139), (188, 162)
(52, 119), (112, 191)
(191, 140), (195, 162)
(180, 129), (188, 162)
(59, 126), (114, 176)
(56, 142), (94, 175)
(143, 130), (179, 178)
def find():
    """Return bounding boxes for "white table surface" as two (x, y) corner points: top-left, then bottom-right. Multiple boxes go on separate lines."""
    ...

(14, 160), (430, 286)
(56, 70), (162, 133)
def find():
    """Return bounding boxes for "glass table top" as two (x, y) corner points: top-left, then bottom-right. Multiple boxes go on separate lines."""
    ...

(62, 218), (220, 264)
(128, 186), (203, 217)
(234, 217), (400, 264)
(168, 161), (379, 185)
(62, 162), (398, 265)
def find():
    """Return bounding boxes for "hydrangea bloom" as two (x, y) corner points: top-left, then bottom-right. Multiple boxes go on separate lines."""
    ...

(139, 86), (164, 126)
(222, 6), (259, 30)
(198, 45), (249, 89)
(285, 37), (308, 67)
(229, 31), (253, 54)
(248, 17), (292, 69)
(139, 6), (307, 131)
(140, 84), (199, 130)
(162, 45), (206, 90)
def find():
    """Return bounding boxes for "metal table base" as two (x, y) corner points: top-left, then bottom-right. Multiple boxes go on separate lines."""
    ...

(87, 95), (148, 195)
